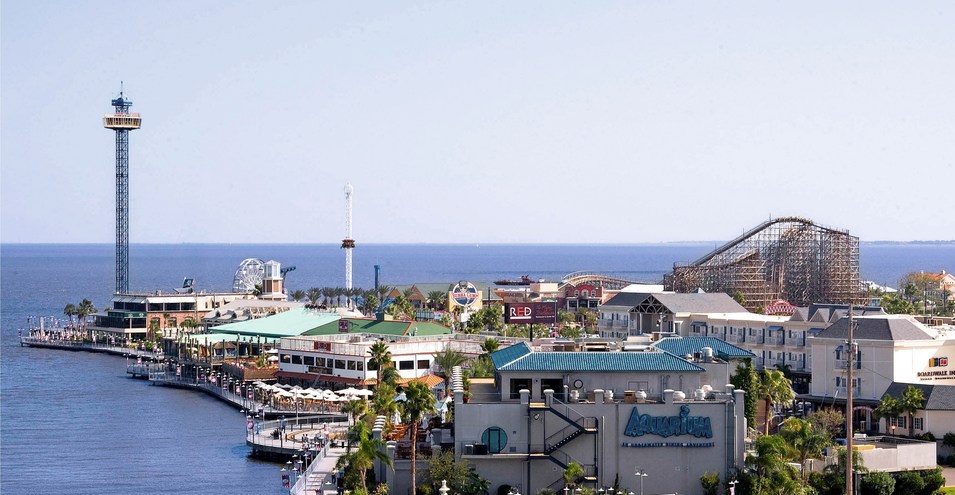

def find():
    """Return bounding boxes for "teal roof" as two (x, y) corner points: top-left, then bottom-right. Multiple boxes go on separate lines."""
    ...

(490, 341), (533, 369)
(652, 337), (755, 360)
(209, 308), (340, 338)
(302, 318), (452, 337)
(188, 332), (282, 344)
(497, 349), (704, 373)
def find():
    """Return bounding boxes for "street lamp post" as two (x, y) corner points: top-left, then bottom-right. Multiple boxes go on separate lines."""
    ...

(635, 468), (648, 495)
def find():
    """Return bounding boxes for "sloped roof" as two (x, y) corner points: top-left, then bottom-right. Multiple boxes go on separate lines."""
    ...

(496, 349), (704, 373)
(652, 336), (755, 359)
(301, 318), (452, 337)
(649, 293), (746, 314)
(490, 341), (533, 369)
(883, 382), (955, 411)
(209, 307), (339, 338)
(601, 292), (651, 308)
(816, 315), (935, 341)
(791, 304), (886, 324)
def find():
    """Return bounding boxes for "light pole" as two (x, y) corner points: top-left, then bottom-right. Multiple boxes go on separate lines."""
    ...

(635, 468), (648, 495)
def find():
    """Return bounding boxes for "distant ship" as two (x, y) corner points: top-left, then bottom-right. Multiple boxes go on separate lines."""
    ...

(494, 275), (541, 286)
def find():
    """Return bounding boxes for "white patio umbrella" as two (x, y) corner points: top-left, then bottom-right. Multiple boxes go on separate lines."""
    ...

(338, 387), (361, 396)
(352, 389), (374, 397)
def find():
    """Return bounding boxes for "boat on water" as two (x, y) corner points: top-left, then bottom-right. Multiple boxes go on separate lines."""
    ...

(494, 275), (541, 286)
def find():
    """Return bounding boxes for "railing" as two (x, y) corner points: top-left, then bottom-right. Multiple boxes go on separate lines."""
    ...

(768, 336), (785, 346)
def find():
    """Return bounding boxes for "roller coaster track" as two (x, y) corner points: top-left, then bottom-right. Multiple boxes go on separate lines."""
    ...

(561, 271), (642, 290)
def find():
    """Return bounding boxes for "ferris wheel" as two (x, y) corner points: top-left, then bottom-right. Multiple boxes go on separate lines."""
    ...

(232, 258), (265, 293)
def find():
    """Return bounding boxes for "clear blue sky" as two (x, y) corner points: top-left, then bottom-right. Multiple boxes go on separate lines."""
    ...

(2, 1), (953, 243)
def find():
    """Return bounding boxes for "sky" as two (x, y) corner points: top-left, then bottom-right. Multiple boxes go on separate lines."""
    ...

(2, 1), (953, 244)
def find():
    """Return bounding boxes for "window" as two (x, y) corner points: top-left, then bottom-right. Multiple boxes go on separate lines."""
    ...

(914, 417), (923, 430)
(291, 355), (302, 365)
(399, 360), (414, 370)
(303, 356), (315, 366)
(417, 359), (430, 370)
(347, 360), (357, 370)
(356, 361), (364, 371)
(335, 359), (346, 369)
(315, 357), (325, 367)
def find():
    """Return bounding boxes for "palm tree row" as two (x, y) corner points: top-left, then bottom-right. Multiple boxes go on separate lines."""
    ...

(63, 299), (97, 337)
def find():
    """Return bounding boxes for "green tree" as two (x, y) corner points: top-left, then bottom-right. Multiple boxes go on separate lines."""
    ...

(915, 467), (945, 495)
(893, 470), (925, 495)
(342, 398), (367, 426)
(427, 290), (447, 310)
(874, 394), (901, 435)
(758, 368), (795, 435)
(576, 309), (597, 331)
(779, 417), (832, 480)
(881, 294), (915, 314)
(289, 289), (305, 302)
(371, 382), (398, 420)
(306, 287), (322, 306)
(747, 435), (803, 495)
(434, 347), (468, 395)
(732, 290), (746, 306)
(77, 298), (96, 334)
(335, 419), (392, 495)
(730, 358), (759, 427)
(376, 285), (393, 311)
(404, 380), (436, 495)
(557, 310), (575, 327)
(700, 471), (720, 495)
(480, 338), (499, 355)
(63, 303), (77, 330)
(807, 408), (845, 440)
(368, 341), (392, 385)
(363, 292), (380, 316)
(381, 366), (401, 389)
(899, 385), (926, 437)
(423, 449), (489, 495)
(859, 471), (894, 495)
(562, 462), (584, 489)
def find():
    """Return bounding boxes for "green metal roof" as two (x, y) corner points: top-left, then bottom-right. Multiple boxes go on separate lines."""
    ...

(652, 337), (755, 360)
(301, 318), (452, 337)
(209, 308), (340, 338)
(497, 350), (704, 373)
(490, 341), (533, 369)
(187, 332), (282, 344)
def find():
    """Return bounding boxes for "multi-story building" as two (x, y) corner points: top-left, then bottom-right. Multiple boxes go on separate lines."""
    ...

(453, 342), (747, 495)
(91, 291), (256, 339)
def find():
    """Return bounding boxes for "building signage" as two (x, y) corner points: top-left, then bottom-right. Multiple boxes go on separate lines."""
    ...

(451, 282), (479, 308)
(313, 341), (331, 351)
(624, 405), (713, 439)
(504, 302), (557, 324)
(929, 357), (949, 367)
(764, 299), (797, 316)
(338, 320), (351, 333)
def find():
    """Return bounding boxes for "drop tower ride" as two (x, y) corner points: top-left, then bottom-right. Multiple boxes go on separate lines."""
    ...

(103, 85), (141, 294)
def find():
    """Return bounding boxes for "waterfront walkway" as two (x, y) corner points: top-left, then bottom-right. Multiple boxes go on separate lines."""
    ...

(20, 336), (163, 360)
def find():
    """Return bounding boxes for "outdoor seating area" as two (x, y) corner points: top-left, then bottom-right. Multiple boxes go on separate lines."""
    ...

(254, 382), (373, 413)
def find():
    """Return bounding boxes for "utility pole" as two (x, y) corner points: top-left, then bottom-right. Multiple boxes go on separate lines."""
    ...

(846, 304), (855, 495)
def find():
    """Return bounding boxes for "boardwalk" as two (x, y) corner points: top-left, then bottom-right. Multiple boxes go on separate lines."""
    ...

(20, 336), (163, 360)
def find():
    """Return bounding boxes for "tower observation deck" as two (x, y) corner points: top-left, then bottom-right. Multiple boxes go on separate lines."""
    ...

(103, 88), (141, 294)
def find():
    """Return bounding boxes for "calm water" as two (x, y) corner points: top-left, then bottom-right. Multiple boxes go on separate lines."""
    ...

(2, 242), (952, 494)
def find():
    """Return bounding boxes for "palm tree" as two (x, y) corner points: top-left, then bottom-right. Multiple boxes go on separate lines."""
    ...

(381, 366), (401, 389)
(64, 303), (77, 330)
(336, 419), (392, 495)
(427, 290), (446, 310)
(290, 289), (305, 302)
(779, 417), (831, 480)
(480, 338), (500, 356)
(404, 380), (436, 495)
(335, 287), (345, 308)
(306, 288), (322, 306)
(748, 435), (801, 495)
(758, 369), (795, 435)
(321, 287), (333, 306)
(376, 285), (393, 310)
(433, 347), (468, 396)
(899, 385), (926, 437)
(362, 291), (379, 316)
(562, 462), (584, 490)
(368, 341), (392, 385)
(77, 299), (96, 338)
(371, 382), (399, 420)
(342, 398), (367, 426)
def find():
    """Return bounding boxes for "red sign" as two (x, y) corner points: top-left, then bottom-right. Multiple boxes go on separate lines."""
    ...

(313, 341), (331, 351)
(504, 302), (557, 324)
(764, 299), (797, 316)
(338, 320), (350, 333)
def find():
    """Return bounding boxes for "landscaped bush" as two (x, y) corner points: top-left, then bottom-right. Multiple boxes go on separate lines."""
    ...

(943, 432), (955, 447)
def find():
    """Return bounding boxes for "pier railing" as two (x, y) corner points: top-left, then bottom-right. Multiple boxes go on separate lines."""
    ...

(20, 337), (163, 359)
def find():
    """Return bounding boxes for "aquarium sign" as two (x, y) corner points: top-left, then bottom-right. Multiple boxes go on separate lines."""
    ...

(624, 405), (713, 439)
(929, 357), (949, 367)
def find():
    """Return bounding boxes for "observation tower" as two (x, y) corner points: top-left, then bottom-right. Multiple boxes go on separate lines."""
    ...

(342, 183), (355, 291)
(103, 85), (141, 294)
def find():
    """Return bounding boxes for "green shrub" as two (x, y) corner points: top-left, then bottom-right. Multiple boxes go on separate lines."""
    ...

(700, 472), (720, 495)
(943, 432), (955, 447)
